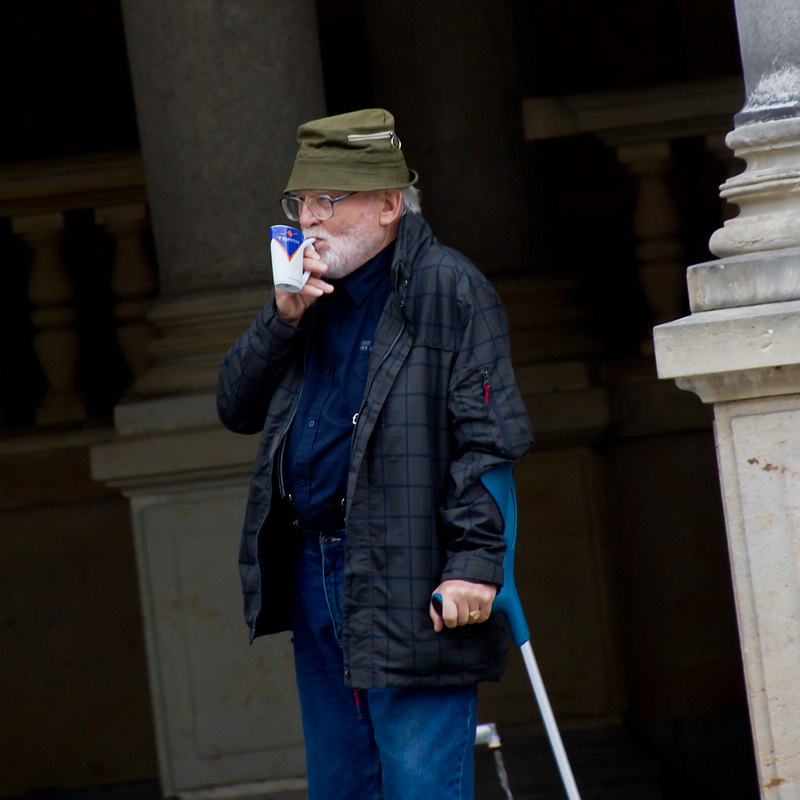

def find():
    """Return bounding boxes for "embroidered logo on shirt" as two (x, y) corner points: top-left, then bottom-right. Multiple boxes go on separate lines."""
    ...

(359, 340), (372, 353)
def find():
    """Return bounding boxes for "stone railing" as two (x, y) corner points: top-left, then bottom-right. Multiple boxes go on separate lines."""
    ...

(0, 153), (156, 427)
(523, 77), (744, 352)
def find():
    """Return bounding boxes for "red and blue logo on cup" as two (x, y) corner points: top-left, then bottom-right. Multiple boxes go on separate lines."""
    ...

(270, 225), (304, 259)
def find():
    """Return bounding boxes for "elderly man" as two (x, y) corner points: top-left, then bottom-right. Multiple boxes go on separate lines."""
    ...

(217, 108), (532, 800)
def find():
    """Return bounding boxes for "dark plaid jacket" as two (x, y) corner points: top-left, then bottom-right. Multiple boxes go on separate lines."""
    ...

(217, 212), (533, 688)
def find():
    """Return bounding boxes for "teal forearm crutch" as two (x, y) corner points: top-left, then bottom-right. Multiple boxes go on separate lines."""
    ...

(434, 463), (583, 800)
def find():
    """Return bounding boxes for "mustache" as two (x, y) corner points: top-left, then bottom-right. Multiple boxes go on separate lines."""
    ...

(302, 225), (327, 239)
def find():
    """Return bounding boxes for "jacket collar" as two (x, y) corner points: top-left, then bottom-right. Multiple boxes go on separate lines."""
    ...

(303, 212), (433, 329)
(390, 213), (434, 304)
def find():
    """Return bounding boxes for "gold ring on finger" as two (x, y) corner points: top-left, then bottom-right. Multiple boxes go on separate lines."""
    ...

(469, 609), (481, 620)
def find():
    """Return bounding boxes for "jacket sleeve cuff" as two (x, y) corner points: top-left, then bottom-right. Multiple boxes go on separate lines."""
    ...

(261, 295), (306, 341)
(440, 552), (504, 587)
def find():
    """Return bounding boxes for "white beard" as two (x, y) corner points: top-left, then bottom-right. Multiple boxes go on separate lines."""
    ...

(303, 204), (383, 280)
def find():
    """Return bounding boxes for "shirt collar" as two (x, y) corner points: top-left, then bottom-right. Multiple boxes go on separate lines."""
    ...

(338, 238), (396, 306)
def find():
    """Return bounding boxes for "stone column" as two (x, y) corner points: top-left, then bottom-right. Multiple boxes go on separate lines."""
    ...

(91, 2), (326, 796)
(359, 0), (534, 275)
(119, 0), (327, 399)
(654, 2), (800, 796)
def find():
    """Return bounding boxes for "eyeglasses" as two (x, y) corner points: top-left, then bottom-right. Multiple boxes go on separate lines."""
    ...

(280, 192), (357, 222)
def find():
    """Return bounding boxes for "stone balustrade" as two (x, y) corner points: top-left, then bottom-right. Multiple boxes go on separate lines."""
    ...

(522, 77), (744, 352)
(0, 153), (156, 427)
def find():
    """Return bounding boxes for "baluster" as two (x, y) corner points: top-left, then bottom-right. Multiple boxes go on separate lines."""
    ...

(95, 203), (157, 386)
(13, 212), (85, 424)
(617, 141), (686, 352)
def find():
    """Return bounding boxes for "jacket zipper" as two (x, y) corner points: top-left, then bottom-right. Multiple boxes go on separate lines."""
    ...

(277, 405), (299, 499)
(252, 322), (312, 641)
(346, 264), (408, 484)
(251, 392), (301, 644)
(347, 317), (406, 485)
(340, 278), (408, 674)
(277, 323), (315, 498)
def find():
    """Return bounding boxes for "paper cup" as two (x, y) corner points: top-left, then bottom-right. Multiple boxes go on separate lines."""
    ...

(270, 225), (316, 293)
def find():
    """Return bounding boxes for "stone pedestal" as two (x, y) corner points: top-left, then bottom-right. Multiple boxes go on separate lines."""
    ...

(715, 394), (800, 794)
(91, 395), (307, 798)
(656, 324), (800, 797)
(654, 2), (800, 793)
(654, 72), (800, 800)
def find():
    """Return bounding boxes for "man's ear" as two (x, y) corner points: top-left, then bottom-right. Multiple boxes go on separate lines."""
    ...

(379, 189), (403, 227)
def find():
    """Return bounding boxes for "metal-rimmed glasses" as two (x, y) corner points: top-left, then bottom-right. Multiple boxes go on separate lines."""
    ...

(280, 192), (357, 222)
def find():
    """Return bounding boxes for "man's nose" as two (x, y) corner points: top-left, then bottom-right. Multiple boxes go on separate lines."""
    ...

(298, 202), (317, 229)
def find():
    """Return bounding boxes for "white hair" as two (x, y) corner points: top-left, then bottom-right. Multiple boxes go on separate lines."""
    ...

(364, 185), (421, 215)
(401, 184), (421, 215)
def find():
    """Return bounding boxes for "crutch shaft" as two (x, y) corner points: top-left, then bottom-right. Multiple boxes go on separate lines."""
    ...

(520, 641), (582, 800)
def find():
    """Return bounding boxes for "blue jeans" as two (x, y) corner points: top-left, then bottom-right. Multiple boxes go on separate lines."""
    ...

(291, 531), (478, 800)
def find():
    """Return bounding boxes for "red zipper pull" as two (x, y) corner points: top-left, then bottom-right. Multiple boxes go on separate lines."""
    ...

(353, 688), (362, 720)
(482, 369), (491, 403)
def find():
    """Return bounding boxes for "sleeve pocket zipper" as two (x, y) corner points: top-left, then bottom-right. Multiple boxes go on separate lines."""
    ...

(480, 367), (511, 450)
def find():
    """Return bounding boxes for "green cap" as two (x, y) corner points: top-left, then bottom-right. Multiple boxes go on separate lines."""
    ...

(284, 108), (419, 193)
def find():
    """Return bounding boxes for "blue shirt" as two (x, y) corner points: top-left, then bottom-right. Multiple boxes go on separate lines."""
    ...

(285, 240), (395, 531)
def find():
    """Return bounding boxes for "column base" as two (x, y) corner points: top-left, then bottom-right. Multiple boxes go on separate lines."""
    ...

(132, 290), (269, 399)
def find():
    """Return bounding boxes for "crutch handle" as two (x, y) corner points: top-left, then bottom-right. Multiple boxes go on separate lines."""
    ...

(429, 463), (530, 644)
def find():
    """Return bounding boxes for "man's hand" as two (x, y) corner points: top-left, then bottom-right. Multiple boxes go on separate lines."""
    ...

(274, 246), (334, 326)
(429, 579), (497, 633)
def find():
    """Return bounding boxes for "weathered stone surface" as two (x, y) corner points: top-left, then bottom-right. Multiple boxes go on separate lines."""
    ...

(714, 395), (800, 795)
(655, 299), (800, 381)
(732, 0), (800, 124)
(128, 484), (305, 794)
(91, 414), (305, 796)
(688, 248), (800, 312)
(710, 119), (800, 259)
(654, 4), (800, 795)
